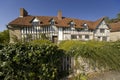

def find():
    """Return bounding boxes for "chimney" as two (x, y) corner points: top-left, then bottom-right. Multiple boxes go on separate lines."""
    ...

(20, 8), (28, 17)
(57, 10), (62, 20)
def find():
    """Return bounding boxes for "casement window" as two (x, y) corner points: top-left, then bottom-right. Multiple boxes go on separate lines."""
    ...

(71, 35), (77, 39)
(85, 35), (89, 39)
(100, 29), (105, 33)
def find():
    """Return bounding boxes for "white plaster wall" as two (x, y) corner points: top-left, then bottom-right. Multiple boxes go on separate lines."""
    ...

(99, 20), (108, 28)
(58, 27), (63, 40)
(94, 20), (110, 41)
(64, 34), (71, 40)
(32, 18), (40, 22)
(89, 35), (93, 40)
(52, 25), (58, 31)
(95, 21), (109, 35)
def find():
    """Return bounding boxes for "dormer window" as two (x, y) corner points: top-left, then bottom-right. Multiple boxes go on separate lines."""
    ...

(70, 21), (75, 30)
(83, 23), (88, 31)
(32, 18), (40, 25)
(50, 18), (55, 25)
(32, 22), (40, 25)
(70, 21), (75, 27)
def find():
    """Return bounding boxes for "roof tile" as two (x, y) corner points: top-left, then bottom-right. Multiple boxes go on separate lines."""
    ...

(8, 15), (105, 30)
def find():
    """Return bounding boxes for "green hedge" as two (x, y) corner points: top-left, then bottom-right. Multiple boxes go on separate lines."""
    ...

(0, 43), (65, 80)
(0, 44), (4, 50)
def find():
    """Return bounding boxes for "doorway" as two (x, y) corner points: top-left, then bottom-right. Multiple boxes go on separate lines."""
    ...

(52, 36), (58, 43)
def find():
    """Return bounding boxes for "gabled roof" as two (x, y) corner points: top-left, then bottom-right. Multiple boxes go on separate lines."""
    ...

(8, 15), (105, 30)
(92, 17), (104, 29)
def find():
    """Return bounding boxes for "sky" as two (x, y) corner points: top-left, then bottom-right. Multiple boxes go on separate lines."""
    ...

(0, 0), (120, 31)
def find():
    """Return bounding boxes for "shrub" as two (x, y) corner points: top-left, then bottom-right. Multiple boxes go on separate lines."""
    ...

(59, 40), (120, 71)
(30, 39), (53, 45)
(0, 43), (65, 80)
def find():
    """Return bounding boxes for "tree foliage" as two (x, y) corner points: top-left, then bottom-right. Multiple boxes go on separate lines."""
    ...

(0, 30), (9, 44)
(117, 13), (120, 20)
(0, 43), (65, 80)
(105, 12), (120, 23)
(30, 39), (53, 45)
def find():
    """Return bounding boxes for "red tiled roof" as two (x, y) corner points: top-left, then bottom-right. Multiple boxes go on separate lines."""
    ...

(109, 22), (120, 32)
(92, 17), (104, 29)
(8, 15), (105, 30)
(9, 16), (34, 26)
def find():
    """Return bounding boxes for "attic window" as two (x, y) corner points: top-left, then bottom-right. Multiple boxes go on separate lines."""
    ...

(83, 23), (88, 31)
(32, 18), (40, 25)
(70, 21), (75, 27)
(50, 18), (55, 25)
(70, 21), (75, 30)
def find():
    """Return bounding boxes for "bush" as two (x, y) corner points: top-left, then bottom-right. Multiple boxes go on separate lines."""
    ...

(59, 40), (120, 71)
(0, 44), (4, 50)
(0, 30), (9, 44)
(0, 43), (65, 80)
(30, 39), (53, 45)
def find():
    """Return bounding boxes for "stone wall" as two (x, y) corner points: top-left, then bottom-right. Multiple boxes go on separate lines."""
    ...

(110, 31), (120, 41)
(9, 26), (21, 43)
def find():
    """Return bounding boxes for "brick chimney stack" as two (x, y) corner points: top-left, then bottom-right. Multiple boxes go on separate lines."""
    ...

(57, 10), (62, 20)
(20, 8), (28, 17)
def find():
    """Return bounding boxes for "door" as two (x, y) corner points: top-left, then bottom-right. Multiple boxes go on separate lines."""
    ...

(52, 36), (58, 43)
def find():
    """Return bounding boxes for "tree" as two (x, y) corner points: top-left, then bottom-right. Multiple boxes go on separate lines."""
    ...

(104, 16), (110, 23)
(0, 30), (9, 44)
(117, 13), (120, 20)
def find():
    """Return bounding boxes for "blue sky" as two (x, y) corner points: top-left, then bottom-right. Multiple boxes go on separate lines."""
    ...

(0, 0), (120, 31)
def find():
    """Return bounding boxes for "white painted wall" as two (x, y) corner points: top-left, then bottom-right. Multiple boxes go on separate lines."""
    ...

(19, 20), (112, 42)
(94, 20), (110, 41)
(58, 27), (63, 40)
(63, 34), (71, 40)
(32, 17), (40, 22)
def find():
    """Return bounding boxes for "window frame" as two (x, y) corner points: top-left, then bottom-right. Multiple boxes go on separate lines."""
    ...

(100, 29), (105, 33)
(71, 35), (77, 39)
(85, 35), (89, 39)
